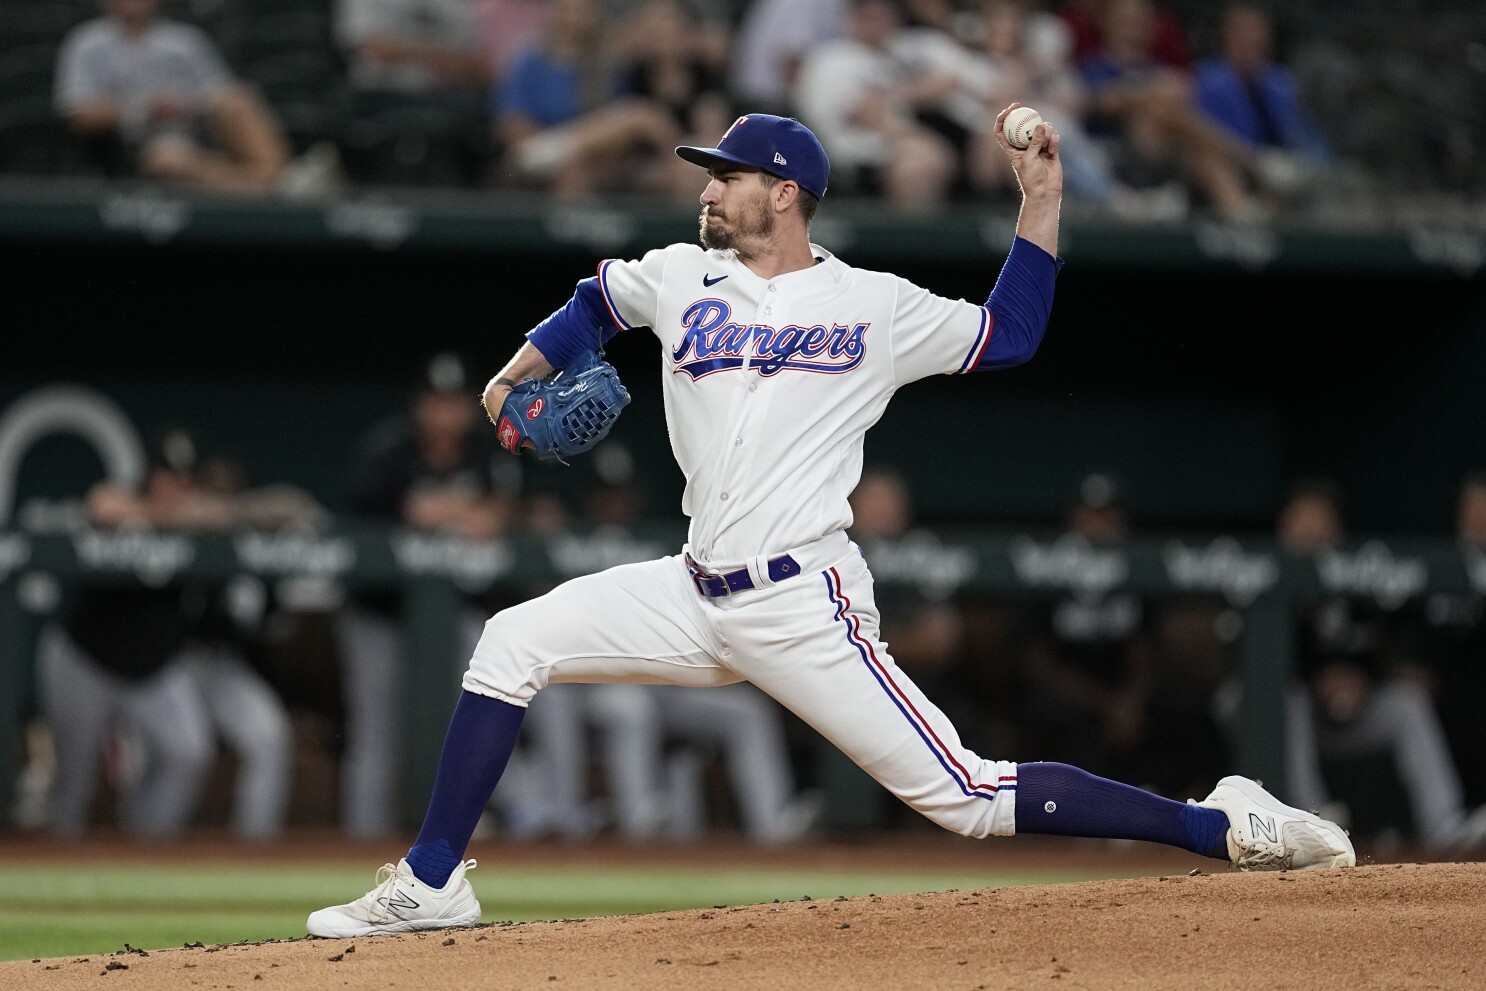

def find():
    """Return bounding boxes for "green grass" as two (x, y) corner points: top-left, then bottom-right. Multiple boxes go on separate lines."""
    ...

(0, 861), (1120, 961)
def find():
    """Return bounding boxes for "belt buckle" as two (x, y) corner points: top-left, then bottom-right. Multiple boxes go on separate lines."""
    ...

(693, 574), (729, 597)
(688, 558), (728, 598)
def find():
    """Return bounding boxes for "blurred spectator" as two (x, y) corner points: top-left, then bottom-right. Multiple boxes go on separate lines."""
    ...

(1018, 474), (1160, 782)
(491, 0), (679, 198)
(1195, 5), (1325, 159)
(334, 0), (492, 186)
(1410, 474), (1486, 810)
(1194, 4), (1329, 199)
(55, 0), (291, 192)
(875, 4), (984, 198)
(337, 0), (491, 92)
(1058, 0), (1189, 69)
(1279, 477), (1486, 853)
(618, 0), (734, 197)
(338, 353), (522, 837)
(1076, 0), (1265, 220)
(952, 0), (1124, 205)
(901, 0), (956, 33)
(795, 0), (957, 207)
(474, 0), (553, 84)
(37, 428), (298, 839)
(731, 0), (845, 115)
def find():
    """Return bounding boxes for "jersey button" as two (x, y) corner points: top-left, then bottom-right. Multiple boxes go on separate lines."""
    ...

(748, 383), (758, 393)
(720, 492), (729, 501)
(734, 437), (743, 447)
(767, 284), (777, 293)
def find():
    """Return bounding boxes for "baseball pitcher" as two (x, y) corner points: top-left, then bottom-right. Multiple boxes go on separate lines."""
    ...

(309, 106), (1353, 937)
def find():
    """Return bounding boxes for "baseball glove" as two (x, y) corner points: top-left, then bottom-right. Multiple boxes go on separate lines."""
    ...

(495, 350), (631, 462)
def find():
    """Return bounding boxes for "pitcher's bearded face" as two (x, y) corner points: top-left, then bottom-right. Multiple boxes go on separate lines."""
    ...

(698, 169), (775, 250)
(699, 199), (774, 250)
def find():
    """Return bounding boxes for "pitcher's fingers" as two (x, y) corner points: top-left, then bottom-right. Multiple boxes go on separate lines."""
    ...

(992, 103), (1023, 150)
(1024, 121), (1049, 156)
(1041, 126), (1061, 159)
(993, 107), (1021, 154)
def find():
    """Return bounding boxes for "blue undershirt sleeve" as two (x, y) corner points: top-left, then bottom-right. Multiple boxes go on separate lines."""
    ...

(976, 237), (1065, 371)
(524, 277), (622, 369)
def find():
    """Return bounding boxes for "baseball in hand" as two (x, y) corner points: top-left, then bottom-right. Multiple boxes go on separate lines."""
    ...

(1002, 107), (1044, 149)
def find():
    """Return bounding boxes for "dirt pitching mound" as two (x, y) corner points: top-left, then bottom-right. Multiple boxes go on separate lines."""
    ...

(8, 862), (1482, 990)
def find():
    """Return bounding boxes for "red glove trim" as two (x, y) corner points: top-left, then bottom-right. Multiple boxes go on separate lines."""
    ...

(496, 415), (522, 454)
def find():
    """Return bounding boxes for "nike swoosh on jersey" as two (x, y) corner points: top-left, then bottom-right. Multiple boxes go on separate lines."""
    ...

(702, 274), (728, 287)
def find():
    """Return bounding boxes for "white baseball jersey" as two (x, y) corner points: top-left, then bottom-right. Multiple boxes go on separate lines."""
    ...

(467, 240), (1021, 844)
(596, 243), (992, 568)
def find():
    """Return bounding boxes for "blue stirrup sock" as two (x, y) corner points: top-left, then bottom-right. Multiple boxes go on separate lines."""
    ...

(406, 691), (527, 888)
(1015, 761), (1231, 860)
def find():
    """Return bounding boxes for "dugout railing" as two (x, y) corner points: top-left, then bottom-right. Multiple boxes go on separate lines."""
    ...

(1, 525), (1478, 831)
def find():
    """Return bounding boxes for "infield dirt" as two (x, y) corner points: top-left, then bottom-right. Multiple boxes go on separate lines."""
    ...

(6, 861), (1482, 991)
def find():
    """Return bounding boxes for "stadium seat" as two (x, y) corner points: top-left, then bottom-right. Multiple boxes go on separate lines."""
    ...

(233, 11), (333, 62)
(0, 45), (59, 101)
(0, 2), (89, 47)
(0, 45), (68, 176)
(339, 94), (487, 188)
(242, 50), (341, 105)
(0, 95), (81, 175)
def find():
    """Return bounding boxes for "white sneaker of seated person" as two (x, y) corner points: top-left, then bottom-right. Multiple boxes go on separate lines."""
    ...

(1195, 776), (1356, 871)
(307, 858), (480, 937)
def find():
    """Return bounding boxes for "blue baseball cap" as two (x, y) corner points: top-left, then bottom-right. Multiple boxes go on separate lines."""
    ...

(676, 114), (830, 200)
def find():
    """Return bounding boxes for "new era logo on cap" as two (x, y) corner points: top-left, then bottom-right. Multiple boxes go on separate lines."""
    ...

(675, 114), (830, 200)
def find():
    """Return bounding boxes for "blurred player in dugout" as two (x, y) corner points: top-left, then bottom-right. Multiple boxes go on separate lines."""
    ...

(36, 429), (313, 839)
(1277, 477), (1486, 853)
(1019, 474), (1229, 800)
(337, 353), (522, 837)
(1416, 474), (1486, 812)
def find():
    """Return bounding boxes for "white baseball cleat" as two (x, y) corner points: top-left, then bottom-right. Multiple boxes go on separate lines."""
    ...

(307, 858), (481, 937)
(1195, 776), (1356, 871)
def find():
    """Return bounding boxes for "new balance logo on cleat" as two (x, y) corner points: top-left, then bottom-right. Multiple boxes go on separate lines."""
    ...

(1249, 813), (1279, 844)
(381, 889), (420, 914)
(774, 152), (787, 166)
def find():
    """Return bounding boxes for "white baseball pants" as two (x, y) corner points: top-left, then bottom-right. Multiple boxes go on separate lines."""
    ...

(466, 535), (1018, 838)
